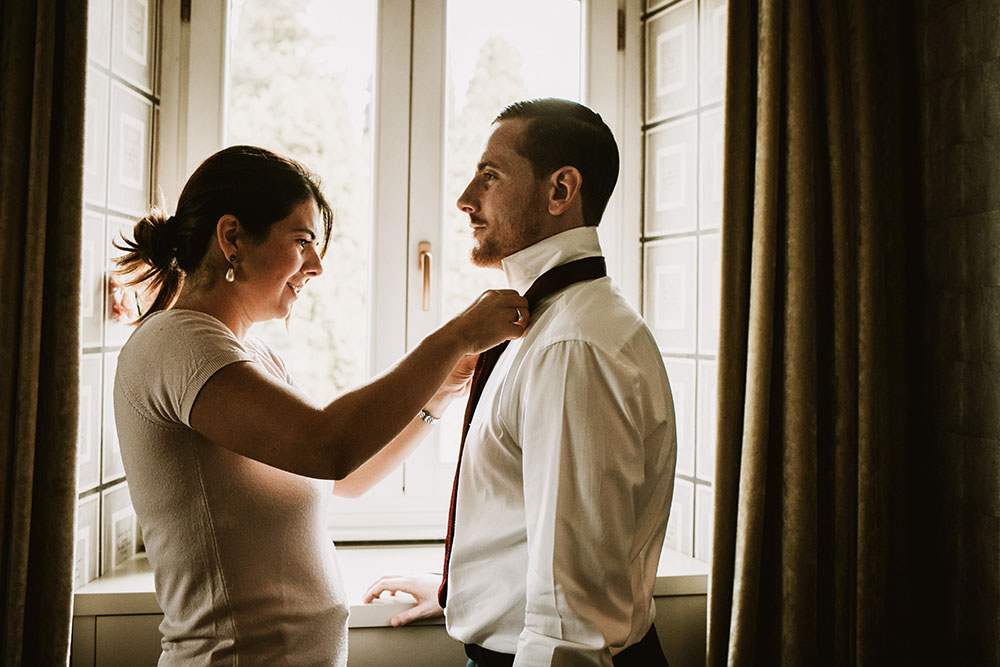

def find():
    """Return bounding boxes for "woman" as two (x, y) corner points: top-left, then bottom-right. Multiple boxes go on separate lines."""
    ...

(112, 145), (527, 665)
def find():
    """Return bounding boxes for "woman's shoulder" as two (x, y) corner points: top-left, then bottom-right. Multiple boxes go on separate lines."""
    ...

(120, 309), (244, 369)
(143, 307), (230, 330)
(128, 309), (231, 343)
(116, 310), (252, 427)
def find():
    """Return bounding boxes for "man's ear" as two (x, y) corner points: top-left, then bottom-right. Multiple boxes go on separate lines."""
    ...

(216, 214), (241, 260)
(547, 166), (583, 217)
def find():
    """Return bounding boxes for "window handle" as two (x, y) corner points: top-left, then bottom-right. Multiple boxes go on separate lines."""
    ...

(418, 241), (432, 311)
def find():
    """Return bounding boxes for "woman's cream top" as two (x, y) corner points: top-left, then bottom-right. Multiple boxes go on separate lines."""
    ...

(114, 309), (348, 666)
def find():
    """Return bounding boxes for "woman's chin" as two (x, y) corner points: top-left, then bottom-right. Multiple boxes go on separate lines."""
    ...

(257, 303), (293, 324)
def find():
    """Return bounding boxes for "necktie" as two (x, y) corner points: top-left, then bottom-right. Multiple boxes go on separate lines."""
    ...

(438, 255), (607, 607)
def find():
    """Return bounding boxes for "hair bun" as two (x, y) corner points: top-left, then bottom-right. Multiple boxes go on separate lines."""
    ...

(130, 210), (178, 271)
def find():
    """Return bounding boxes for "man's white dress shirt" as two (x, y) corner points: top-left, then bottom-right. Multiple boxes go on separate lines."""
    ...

(445, 226), (677, 667)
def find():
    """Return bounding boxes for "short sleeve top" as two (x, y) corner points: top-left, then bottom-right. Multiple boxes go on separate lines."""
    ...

(114, 309), (348, 666)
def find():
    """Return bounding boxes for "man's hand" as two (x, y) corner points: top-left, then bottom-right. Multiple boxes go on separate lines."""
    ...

(363, 573), (444, 627)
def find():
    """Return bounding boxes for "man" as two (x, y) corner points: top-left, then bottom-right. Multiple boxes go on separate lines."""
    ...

(365, 98), (677, 666)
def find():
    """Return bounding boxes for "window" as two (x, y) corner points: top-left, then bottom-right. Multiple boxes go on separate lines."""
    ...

(80, 0), (722, 556)
(77, 0), (159, 589)
(77, 0), (726, 564)
(641, 0), (727, 562)
(155, 0), (627, 541)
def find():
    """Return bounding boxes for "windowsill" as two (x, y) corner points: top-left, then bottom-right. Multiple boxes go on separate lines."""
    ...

(73, 545), (708, 628)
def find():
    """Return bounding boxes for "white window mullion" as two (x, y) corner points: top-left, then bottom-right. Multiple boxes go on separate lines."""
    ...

(617, 0), (645, 308)
(404, 0), (447, 352)
(583, 0), (642, 308)
(368, 0), (416, 379)
(398, 0), (451, 525)
(157, 0), (228, 207)
(328, 0), (418, 541)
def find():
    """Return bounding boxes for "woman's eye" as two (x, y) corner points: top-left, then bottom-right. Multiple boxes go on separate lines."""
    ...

(297, 239), (310, 248)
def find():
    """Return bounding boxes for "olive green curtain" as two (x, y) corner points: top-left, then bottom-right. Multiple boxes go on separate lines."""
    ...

(0, 0), (88, 664)
(707, 1), (921, 664)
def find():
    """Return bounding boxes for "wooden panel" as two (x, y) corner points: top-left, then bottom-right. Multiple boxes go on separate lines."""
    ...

(71, 615), (97, 667)
(107, 82), (152, 217)
(70, 596), (706, 665)
(100, 483), (135, 575)
(645, 0), (698, 123)
(663, 357), (696, 478)
(699, 0), (727, 105)
(84, 70), (109, 208)
(644, 237), (698, 353)
(644, 116), (698, 236)
(75, 496), (101, 589)
(348, 624), (468, 667)
(111, 0), (157, 92)
(77, 355), (103, 490)
(665, 479), (695, 556)
(654, 594), (707, 667)
(95, 614), (163, 666)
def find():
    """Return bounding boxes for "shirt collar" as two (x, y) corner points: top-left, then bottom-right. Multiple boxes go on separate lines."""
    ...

(501, 226), (604, 295)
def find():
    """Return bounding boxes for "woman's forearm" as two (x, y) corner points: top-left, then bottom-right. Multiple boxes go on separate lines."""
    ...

(318, 326), (465, 479)
(315, 289), (523, 479)
(331, 407), (440, 498)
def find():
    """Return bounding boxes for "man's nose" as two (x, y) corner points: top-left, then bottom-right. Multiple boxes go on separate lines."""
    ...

(456, 181), (477, 213)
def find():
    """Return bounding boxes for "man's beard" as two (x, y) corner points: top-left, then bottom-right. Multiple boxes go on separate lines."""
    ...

(469, 236), (504, 268)
(468, 215), (543, 269)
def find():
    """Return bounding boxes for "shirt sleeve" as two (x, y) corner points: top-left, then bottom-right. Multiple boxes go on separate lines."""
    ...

(116, 311), (252, 427)
(512, 339), (646, 667)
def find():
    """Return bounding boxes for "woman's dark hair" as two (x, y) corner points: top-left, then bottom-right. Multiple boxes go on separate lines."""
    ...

(115, 145), (333, 323)
(494, 98), (619, 227)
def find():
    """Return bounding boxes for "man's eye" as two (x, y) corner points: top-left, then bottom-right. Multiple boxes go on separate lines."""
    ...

(482, 172), (496, 181)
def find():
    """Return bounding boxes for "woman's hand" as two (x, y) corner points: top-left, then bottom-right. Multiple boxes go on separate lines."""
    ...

(422, 353), (477, 419)
(445, 289), (529, 355)
(440, 354), (477, 399)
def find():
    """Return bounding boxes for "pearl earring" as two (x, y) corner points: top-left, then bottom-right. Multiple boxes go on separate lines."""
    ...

(225, 254), (236, 283)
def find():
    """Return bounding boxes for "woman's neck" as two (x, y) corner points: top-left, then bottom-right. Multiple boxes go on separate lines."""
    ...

(172, 285), (252, 340)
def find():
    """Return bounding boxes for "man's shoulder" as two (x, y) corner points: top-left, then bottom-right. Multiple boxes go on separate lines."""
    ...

(530, 278), (655, 355)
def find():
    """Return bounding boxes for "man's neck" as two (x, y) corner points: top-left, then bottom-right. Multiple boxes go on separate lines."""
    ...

(500, 226), (602, 295)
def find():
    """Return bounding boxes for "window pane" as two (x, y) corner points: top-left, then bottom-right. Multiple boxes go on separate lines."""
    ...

(227, 0), (376, 402)
(441, 0), (583, 320)
(436, 0), (582, 459)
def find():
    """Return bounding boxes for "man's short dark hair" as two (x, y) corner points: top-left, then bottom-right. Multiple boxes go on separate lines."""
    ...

(495, 98), (619, 227)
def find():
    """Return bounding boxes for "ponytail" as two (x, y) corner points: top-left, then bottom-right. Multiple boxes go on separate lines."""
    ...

(114, 208), (183, 323)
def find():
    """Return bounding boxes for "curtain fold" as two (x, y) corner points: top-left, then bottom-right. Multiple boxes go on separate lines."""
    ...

(707, 0), (919, 664)
(0, 1), (88, 664)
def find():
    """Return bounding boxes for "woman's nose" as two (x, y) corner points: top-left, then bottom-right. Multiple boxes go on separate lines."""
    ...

(306, 246), (323, 277)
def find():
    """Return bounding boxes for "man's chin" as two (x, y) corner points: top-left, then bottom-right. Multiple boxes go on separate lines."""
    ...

(469, 247), (503, 270)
